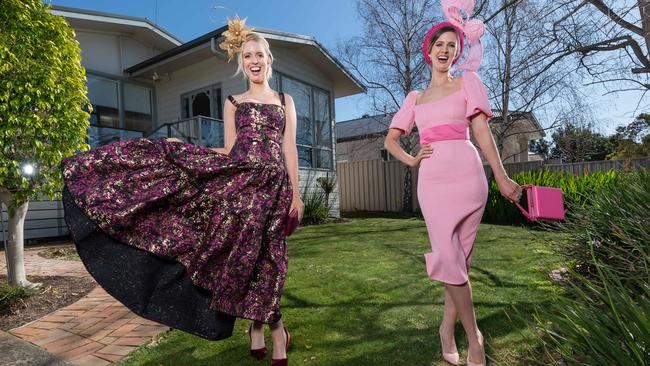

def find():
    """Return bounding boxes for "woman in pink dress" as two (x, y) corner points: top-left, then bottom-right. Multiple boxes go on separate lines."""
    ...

(383, 3), (522, 365)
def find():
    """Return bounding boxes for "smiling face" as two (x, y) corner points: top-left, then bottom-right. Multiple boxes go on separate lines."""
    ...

(237, 34), (274, 83)
(428, 29), (460, 73)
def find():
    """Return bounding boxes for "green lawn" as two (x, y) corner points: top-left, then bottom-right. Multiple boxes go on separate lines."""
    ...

(122, 218), (563, 366)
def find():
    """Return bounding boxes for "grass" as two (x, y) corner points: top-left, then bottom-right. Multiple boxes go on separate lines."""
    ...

(122, 218), (563, 366)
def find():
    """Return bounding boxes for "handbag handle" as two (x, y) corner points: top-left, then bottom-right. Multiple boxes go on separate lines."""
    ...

(513, 185), (535, 221)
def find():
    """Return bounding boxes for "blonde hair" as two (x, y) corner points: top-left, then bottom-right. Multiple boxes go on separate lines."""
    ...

(236, 33), (274, 81)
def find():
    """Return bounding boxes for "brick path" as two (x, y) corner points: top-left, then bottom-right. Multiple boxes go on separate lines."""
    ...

(3, 246), (169, 365)
(0, 244), (88, 278)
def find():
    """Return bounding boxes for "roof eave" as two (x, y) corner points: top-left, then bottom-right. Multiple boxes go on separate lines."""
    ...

(125, 27), (366, 97)
(49, 5), (183, 46)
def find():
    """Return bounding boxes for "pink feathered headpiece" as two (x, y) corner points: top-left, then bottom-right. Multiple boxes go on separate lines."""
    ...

(422, 0), (485, 72)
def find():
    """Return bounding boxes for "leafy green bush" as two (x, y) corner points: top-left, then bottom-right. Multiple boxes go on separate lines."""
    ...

(554, 170), (650, 283)
(483, 170), (622, 225)
(316, 176), (336, 209)
(520, 171), (650, 365)
(0, 284), (32, 310)
(527, 257), (650, 365)
(301, 191), (329, 225)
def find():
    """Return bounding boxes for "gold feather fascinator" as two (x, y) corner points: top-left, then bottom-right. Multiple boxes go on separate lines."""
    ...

(219, 15), (254, 62)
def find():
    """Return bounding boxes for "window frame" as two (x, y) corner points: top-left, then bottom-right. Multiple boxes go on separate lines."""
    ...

(180, 83), (223, 120)
(274, 71), (334, 171)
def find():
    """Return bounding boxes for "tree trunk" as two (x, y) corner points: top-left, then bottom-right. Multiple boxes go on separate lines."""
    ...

(500, 0), (515, 160)
(638, 0), (650, 56)
(402, 167), (413, 212)
(0, 191), (38, 288)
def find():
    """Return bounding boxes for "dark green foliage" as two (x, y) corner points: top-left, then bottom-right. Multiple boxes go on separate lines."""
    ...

(0, 284), (32, 309)
(522, 171), (650, 365)
(483, 170), (621, 225)
(301, 191), (329, 225)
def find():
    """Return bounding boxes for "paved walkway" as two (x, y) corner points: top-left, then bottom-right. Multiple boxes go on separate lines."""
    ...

(3, 246), (169, 365)
(0, 330), (74, 366)
(0, 244), (88, 278)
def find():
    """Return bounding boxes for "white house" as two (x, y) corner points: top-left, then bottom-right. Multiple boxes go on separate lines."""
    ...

(0, 5), (365, 240)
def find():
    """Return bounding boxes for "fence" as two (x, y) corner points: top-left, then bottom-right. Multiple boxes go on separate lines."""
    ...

(492, 157), (650, 176)
(337, 157), (650, 213)
(338, 160), (420, 212)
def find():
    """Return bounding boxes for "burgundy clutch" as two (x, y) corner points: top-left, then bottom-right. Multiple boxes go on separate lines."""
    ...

(515, 185), (566, 222)
(284, 210), (300, 236)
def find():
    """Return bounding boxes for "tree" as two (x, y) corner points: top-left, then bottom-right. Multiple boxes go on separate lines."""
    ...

(549, 122), (614, 162)
(0, 0), (90, 287)
(529, 138), (551, 159)
(337, 0), (438, 212)
(549, 0), (649, 98)
(481, 0), (581, 162)
(607, 113), (650, 159)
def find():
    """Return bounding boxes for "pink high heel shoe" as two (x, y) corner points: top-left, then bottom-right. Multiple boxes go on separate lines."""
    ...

(439, 327), (459, 365)
(467, 331), (486, 366)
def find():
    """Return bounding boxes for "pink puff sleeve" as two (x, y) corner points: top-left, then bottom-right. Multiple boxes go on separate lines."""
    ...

(389, 91), (418, 136)
(462, 71), (493, 122)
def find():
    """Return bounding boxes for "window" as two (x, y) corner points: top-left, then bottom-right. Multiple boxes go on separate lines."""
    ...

(278, 74), (333, 170)
(181, 85), (223, 119)
(124, 83), (152, 132)
(87, 75), (119, 128)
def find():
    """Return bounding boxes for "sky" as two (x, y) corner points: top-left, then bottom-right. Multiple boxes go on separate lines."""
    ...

(45, 0), (645, 135)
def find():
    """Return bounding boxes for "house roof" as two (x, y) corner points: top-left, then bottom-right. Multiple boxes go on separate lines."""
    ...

(124, 27), (366, 98)
(492, 110), (545, 137)
(50, 5), (183, 50)
(336, 114), (392, 141)
(337, 110), (545, 141)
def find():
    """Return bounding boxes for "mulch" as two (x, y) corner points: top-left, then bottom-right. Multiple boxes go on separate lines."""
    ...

(0, 275), (96, 331)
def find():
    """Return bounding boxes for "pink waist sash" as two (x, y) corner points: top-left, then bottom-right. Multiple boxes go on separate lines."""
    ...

(419, 123), (469, 144)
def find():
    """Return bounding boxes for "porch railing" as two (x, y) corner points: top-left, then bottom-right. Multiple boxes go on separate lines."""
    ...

(88, 126), (144, 148)
(147, 116), (224, 147)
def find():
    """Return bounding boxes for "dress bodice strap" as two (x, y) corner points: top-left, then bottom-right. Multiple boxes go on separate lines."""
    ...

(279, 92), (285, 107)
(227, 95), (238, 107)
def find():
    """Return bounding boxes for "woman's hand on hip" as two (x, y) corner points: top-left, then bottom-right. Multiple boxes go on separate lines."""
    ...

(497, 176), (522, 203)
(290, 195), (305, 221)
(410, 144), (433, 167)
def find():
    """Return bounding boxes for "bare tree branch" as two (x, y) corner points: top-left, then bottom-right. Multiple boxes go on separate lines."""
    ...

(585, 0), (644, 35)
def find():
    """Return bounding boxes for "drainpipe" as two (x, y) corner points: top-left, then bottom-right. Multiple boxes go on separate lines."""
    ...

(210, 37), (228, 60)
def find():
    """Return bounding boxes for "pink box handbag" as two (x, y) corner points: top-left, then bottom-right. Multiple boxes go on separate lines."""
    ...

(514, 185), (565, 222)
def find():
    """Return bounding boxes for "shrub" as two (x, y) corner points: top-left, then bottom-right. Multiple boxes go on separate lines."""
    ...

(483, 170), (622, 225)
(527, 256), (650, 366)
(520, 171), (650, 365)
(301, 191), (329, 225)
(316, 176), (336, 209)
(554, 170), (650, 283)
(0, 284), (32, 310)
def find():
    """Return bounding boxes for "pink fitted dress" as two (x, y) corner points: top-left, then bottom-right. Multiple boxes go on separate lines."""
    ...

(389, 72), (493, 285)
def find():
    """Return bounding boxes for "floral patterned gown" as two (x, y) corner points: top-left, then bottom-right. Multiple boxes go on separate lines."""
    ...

(62, 93), (293, 340)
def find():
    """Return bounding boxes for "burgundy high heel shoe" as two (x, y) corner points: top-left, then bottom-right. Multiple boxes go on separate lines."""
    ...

(270, 327), (291, 366)
(249, 324), (267, 361)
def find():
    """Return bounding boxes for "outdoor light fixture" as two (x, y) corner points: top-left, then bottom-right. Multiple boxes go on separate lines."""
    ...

(21, 163), (36, 176)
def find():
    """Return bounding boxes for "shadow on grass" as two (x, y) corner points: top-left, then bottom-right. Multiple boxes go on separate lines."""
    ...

(128, 296), (550, 366)
(124, 219), (560, 366)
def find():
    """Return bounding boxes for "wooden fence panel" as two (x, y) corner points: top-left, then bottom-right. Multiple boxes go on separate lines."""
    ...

(339, 157), (649, 213)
